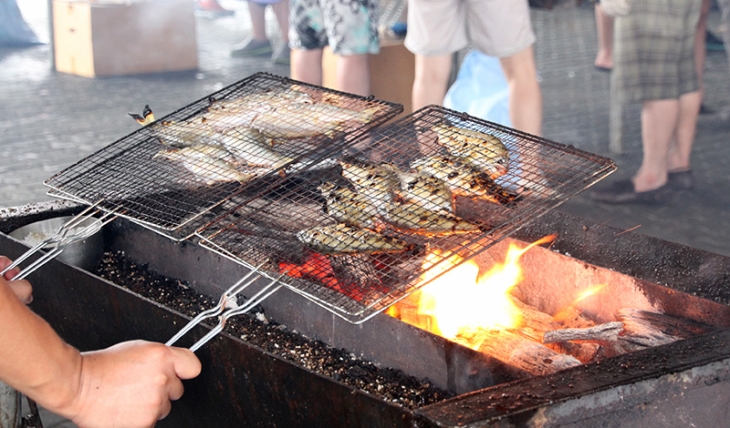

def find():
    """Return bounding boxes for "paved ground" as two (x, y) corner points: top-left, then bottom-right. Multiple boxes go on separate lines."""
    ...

(1, 0), (729, 261)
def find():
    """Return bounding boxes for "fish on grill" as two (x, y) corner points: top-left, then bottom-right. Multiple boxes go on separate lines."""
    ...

(410, 155), (518, 205)
(318, 182), (383, 231)
(393, 170), (455, 214)
(328, 253), (382, 290)
(378, 201), (481, 236)
(338, 158), (399, 206)
(431, 123), (510, 179)
(250, 103), (381, 140)
(217, 128), (294, 169)
(296, 223), (413, 255)
(128, 104), (156, 126)
(153, 147), (260, 185)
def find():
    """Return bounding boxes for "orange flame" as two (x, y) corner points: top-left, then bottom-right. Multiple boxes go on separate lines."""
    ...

(388, 235), (556, 350)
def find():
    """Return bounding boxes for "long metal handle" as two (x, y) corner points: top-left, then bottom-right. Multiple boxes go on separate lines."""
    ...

(1, 204), (118, 280)
(189, 276), (284, 352)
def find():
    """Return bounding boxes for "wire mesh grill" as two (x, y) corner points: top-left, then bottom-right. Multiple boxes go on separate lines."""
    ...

(197, 106), (617, 323)
(43, 72), (403, 240)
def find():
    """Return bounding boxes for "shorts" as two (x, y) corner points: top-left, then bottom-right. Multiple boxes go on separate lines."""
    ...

(404, 0), (535, 58)
(612, 0), (700, 103)
(289, 0), (380, 56)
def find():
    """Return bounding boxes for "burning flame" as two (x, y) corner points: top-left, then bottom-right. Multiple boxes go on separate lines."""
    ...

(388, 235), (556, 350)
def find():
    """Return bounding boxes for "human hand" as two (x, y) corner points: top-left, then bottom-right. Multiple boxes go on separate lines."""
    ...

(64, 340), (202, 428)
(0, 255), (32, 304)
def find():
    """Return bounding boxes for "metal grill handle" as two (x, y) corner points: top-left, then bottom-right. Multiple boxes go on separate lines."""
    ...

(165, 260), (287, 351)
(2, 203), (119, 280)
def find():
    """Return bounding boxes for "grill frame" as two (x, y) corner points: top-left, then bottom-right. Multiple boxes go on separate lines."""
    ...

(196, 106), (617, 324)
(43, 72), (403, 241)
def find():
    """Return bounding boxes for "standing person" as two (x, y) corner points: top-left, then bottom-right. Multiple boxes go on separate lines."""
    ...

(289, 0), (379, 97)
(594, 1), (614, 71)
(231, 0), (291, 65)
(404, 0), (543, 136)
(0, 255), (201, 428)
(589, 0), (705, 203)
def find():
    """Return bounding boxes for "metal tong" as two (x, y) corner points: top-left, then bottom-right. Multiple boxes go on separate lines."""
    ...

(1, 203), (118, 280)
(166, 260), (286, 352)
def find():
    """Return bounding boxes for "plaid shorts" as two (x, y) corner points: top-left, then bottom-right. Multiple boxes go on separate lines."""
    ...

(612, 0), (701, 103)
(289, 0), (380, 55)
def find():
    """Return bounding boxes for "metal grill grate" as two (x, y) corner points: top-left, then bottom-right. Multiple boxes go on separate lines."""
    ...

(197, 106), (617, 323)
(43, 72), (403, 240)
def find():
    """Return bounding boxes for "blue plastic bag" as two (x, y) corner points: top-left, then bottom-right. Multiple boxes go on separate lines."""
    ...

(443, 50), (510, 127)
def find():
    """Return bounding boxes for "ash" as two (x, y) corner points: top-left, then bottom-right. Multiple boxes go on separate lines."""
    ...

(96, 251), (452, 409)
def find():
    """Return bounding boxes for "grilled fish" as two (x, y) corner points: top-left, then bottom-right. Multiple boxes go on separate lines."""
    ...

(378, 201), (481, 236)
(393, 170), (454, 213)
(410, 155), (518, 205)
(432, 123), (510, 179)
(219, 128), (294, 169)
(297, 223), (413, 255)
(318, 182), (382, 231)
(251, 103), (380, 139)
(338, 159), (399, 206)
(153, 148), (258, 185)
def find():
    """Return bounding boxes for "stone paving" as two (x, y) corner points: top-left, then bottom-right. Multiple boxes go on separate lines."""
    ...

(1, 0), (729, 264)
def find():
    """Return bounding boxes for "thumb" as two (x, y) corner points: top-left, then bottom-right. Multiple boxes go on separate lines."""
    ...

(168, 346), (202, 380)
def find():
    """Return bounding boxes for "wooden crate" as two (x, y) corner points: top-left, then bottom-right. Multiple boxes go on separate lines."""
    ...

(52, 0), (198, 78)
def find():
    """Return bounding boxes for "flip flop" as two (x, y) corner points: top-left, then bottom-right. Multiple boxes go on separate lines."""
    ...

(594, 65), (612, 72)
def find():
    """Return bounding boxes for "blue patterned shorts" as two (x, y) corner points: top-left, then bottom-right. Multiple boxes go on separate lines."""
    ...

(289, 0), (380, 55)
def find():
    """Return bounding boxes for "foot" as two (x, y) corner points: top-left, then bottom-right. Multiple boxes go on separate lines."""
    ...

(230, 38), (273, 58)
(667, 170), (694, 190)
(197, 0), (234, 15)
(588, 179), (672, 204)
(271, 45), (290, 65)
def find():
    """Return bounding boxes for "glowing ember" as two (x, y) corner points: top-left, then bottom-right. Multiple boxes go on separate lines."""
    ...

(388, 235), (556, 350)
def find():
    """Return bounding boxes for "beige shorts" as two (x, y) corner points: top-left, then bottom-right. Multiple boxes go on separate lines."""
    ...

(404, 0), (535, 57)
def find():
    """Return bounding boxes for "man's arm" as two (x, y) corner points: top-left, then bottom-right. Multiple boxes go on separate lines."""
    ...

(0, 258), (201, 428)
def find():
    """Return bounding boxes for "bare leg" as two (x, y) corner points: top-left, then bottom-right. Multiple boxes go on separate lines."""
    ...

(335, 54), (371, 96)
(411, 54), (452, 112)
(499, 46), (543, 136)
(291, 48), (323, 85)
(634, 100), (680, 192)
(248, 2), (269, 42)
(594, 3), (614, 69)
(271, 0), (290, 44)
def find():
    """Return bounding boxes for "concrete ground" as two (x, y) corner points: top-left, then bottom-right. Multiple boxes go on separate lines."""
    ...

(1, 1), (730, 426)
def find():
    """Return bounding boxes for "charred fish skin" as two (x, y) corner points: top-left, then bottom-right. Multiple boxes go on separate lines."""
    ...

(378, 201), (482, 236)
(128, 104), (155, 126)
(338, 158), (400, 206)
(296, 223), (414, 255)
(431, 123), (510, 179)
(218, 128), (294, 169)
(393, 170), (455, 214)
(410, 155), (518, 205)
(318, 182), (383, 231)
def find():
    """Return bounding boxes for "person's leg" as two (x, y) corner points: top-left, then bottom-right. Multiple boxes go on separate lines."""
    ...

(498, 45), (543, 136)
(634, 99), (680, 192)
(411, 54), (452, 111)
(249, 1), (269, 42)
(291, 48), (323, 85)
(594, 3), (614, 70)
(666, 90), (701, 173)
(335, 54), (371, 96)
(271, 0), (290, 44)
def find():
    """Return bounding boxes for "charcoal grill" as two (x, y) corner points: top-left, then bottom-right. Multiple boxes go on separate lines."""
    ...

(3, 203), (730, 427)
(195, 106), (616, 324)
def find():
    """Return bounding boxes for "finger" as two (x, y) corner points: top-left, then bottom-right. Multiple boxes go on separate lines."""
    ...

(168, 347), (202, 380)
(167, 377), (185, 402)
(9, 281), (33, 304)
(157, 398), (173, 421)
